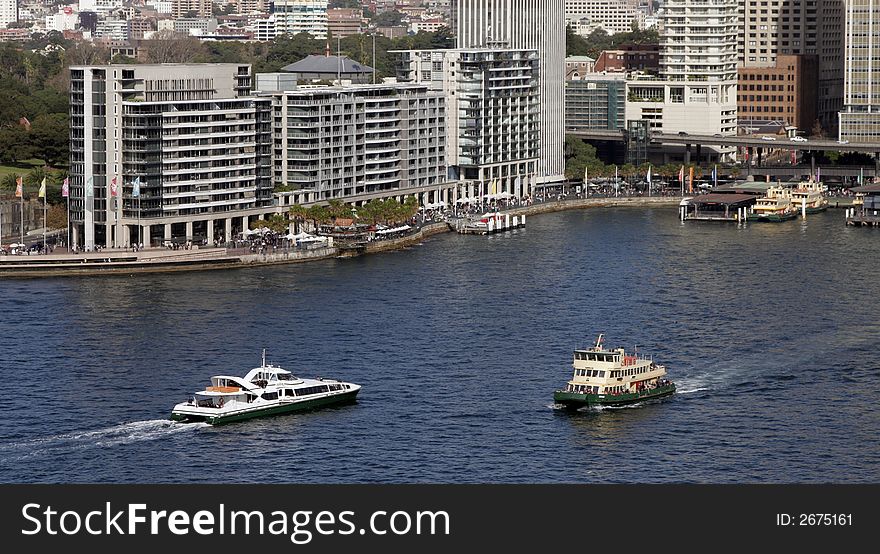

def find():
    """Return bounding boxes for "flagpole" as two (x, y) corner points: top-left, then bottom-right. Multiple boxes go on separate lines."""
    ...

(66, 195), (70, 253)
(43, 194), (46, 252)
(20, 184), (24, 246)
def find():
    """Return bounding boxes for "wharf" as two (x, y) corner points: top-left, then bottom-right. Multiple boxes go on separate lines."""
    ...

(449, 212), (525, 235)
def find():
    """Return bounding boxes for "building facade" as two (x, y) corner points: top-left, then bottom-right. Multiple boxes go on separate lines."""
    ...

(327, 7), (363, 38)
(452, 0), (565, 186)
(396, 48), (541, 199)
(737, 55), (818, 133)
(272, 0), (328, 39)
(565, 56), (595, 79)
(737, 0), (844, 135)
(69, 64), (274, 250)
(254, 79), (447, 205)
(626, 0), (738, 145)
(0, 0), (16, 29)
(171, 0), (213, 19)
(565, 74), (627, 132)
(840, 0), (880, 141)
(564, 0), (643, 36)
(594, 44), (660, 74)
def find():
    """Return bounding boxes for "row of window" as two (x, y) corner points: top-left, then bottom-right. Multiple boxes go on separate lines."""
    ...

(575, 369), (607, 378)
(611, 366), (652, 379)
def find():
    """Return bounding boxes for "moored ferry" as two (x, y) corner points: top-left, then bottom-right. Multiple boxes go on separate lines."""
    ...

(171, 351), (361, 425)
(790, 180), (828, 214)
(747, 185), (797, 222)
(554, 335), (675, 408)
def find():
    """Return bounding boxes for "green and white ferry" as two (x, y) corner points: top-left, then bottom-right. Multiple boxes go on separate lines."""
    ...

(171, 351), (361, 425)
(554, 335), (675, 408)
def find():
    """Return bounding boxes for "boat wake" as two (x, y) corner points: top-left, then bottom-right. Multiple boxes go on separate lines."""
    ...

(677, 387), (709, 394)
(0, 420), (207, 463)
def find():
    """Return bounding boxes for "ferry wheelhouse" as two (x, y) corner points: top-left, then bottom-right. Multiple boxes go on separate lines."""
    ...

(171, 351), (361, 425)
(554, 335), (675, 408)
(790, 181), (828, 214)
(747, 186), (797, 221)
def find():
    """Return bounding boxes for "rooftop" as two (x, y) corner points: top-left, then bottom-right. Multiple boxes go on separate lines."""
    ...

(281, 55), (374, 76)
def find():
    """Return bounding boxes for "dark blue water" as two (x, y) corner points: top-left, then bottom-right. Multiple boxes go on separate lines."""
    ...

(1, 207), (878, 483)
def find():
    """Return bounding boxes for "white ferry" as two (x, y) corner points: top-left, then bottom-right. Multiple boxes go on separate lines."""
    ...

(171, 351), (361, 425)
(747, 185), (797, 222)
(790, 180), (828, 214)
(554, 335), (675, 408)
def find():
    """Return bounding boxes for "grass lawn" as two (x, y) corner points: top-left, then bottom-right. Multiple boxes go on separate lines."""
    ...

(0, 159), (48, 179)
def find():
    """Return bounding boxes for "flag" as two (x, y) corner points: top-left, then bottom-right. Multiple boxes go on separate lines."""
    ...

(678, 166), (685, 184)
(132, 177), (140, 198)
(62, 177), (69, 198)
(688, 166), (694, 194)
(110, 177), (118, 196)
(711, 165), (717, 187)
(859, 167), (863, 185)
(15, 176), (22, 198)
(816, 166), (820, 182)
(38, 177), (46, 198)
(86, 176), (94, 198)
(647, 165), (652, 186)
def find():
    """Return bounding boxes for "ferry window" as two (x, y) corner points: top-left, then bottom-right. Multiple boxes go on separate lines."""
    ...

(261, 392), (278, 400)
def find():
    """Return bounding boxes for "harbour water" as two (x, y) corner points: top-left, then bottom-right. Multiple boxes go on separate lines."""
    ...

(1, 207), (878, 483)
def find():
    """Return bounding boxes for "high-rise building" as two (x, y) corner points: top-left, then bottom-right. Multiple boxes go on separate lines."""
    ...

(69, 64), (274, 250)
(396, 48), (541, 199)
(254, 78), (447, 205)
(452, 0), (565, 186)
(626, 0), (738, 159)
(839, 0), (880, 141)
(564, 0), (643, 36)
(272, 0), (328, 39)
(737, 0), (844, 135)
(171, 0), (212, 19)
(0, 0), (18, 28)
(737, 54), (818, 133)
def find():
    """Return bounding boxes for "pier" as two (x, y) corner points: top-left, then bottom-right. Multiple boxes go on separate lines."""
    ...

(679, 193), (757, 222)
(450, 212), (526, 235)
(846, 184), (880, 226)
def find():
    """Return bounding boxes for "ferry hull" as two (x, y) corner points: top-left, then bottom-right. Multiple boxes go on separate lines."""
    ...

(171, 389), (359, 425)
(747, 212), (798, 222)
(554, 384), (676, 409)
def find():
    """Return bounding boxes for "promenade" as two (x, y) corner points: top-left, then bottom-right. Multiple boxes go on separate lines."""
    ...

(0, 195), (682, 278)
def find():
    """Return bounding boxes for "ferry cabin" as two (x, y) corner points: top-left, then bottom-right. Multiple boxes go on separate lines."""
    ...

(567, 348), (665, 396)
(190, 367), (353, 409)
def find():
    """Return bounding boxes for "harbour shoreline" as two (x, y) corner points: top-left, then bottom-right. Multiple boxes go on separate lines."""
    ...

(0, 196), (680, 278)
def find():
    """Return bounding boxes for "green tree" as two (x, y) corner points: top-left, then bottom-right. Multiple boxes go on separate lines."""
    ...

(371, 10), (404, 27)
(251, 213), (289, 233)
(289, 204), (308, 232)
(29, 113), (69, 167)
(0, 125), (34, 164)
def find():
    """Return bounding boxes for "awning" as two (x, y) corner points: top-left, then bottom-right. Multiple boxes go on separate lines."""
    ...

(376, 225), (412, 235)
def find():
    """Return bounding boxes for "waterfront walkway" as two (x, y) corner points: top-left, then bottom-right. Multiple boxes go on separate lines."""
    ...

(0, 196), (681, 278)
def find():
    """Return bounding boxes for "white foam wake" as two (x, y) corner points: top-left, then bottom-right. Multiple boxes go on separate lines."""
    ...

(0, 420), (207, 462)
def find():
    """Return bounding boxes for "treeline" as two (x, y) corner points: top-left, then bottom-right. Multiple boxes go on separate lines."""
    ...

(566, 25), (660, 60)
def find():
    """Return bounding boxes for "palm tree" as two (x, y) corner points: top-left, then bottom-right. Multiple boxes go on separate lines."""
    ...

(289, 204), (308, 233)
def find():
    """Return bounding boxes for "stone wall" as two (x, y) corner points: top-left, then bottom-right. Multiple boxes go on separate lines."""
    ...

(0, 199), (43, 242)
